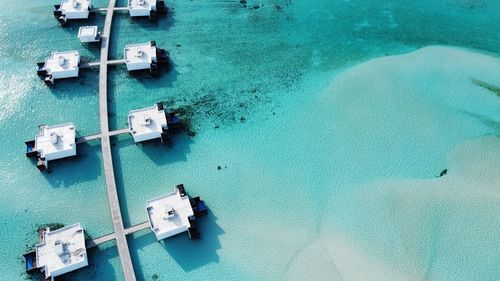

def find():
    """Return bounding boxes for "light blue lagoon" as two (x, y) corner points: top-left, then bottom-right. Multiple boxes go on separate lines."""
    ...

(0, 0), (500, 280)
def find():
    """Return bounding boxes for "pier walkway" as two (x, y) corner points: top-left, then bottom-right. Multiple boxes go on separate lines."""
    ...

(76, 128), (129, 144)
(124, 221), (150, 235)
(110, 127), (130, 136)
(109, 59), (126, 65)
(76, 133), (101, 144)
(80, 59), (125, 69)
(91, 7), (129, 13)
(86, 233), (116, 249)
(98, 0), (138, 280)
(85, 221), (149, 249)
(80, 62), (100, 68)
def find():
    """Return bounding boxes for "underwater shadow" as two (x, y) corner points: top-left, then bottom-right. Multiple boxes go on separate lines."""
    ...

(111, 131), (193, 166)
(126, 60), (179, 90)
(127, 7), (176, 31)
(110, 133), (193, 227)
(57, 12), (106, 32)
(106, 62), (179, 132)
(45, 70), (100, 99)
(161, 212), (223, 272)
(41, 142), (102, 188)
(79, 42), (103, 62)
(127, 230), (156, 281)
(108, 8), (175, 57)
(110, 135), (134, 228)
(139, 132), (193, 166)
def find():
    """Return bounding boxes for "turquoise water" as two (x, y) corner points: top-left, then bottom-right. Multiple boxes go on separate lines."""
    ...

(1, 1), (500, 281)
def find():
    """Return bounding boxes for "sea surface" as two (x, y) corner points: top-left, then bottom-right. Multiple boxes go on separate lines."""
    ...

(0, 0), (500, 280)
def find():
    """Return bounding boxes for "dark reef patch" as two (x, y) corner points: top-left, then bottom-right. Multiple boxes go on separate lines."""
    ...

(137, 0), (306, 136)
(471, 78), (500, 97)
(449, 0), (485, 9)
(439, 169), (448, 177)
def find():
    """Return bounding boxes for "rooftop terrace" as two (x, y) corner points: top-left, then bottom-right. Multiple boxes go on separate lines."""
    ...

(36, 224), (88, 280)
(78, 26), (100, 43)
(44, 51), (80, 79)
(124, 42), (157, 71)
(59, 0), (91, 14)
(146, 187), (194, 240)
(128, 103), (168, 143)
(128, 0), (157, 16)
(35, 123), (76, 161)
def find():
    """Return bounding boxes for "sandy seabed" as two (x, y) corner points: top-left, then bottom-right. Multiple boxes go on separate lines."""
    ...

(283, 46), (500, 281)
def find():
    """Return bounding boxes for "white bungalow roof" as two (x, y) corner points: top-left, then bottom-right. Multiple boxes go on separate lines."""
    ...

(128, 104), (167, 137)
(36, 224), (88, 279)
(124, 42), (157, 65)
(147, 188), (194, 240)
(129, 0), (156, 11)
(60, 0), (91, 13)
(78, 26), (98, 38)
(35, 123), (76, 159)
(45, 51), (80, 75)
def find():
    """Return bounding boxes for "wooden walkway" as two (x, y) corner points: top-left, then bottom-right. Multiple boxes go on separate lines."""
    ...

(98, 0), (138, 280)
(76, 133), (101, 144)
(80, 61), (100, 69)
(80, 59), (125, 69)
(91, 7), (129, 13)
(109, 127), (130, 137)
(108, 59), (126, 66)
(85, 221), (149, 249)
(124, 221), (150, 235)
(86, 232), (116, 249)
(76, 128), (130, 144)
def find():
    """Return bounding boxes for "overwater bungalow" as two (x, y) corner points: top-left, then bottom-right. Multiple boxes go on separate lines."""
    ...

(53, 0), (92, 25)
(127, 102), (181, 144)
(124, 41), (169, 75)
(24, 224), (88, 280)
(128, 0), (166, 21)
(146, 184), (208, 240)
(25, 123), (77, 171)
(36, 51), (80, 86)
(78, 26), (101, 43)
